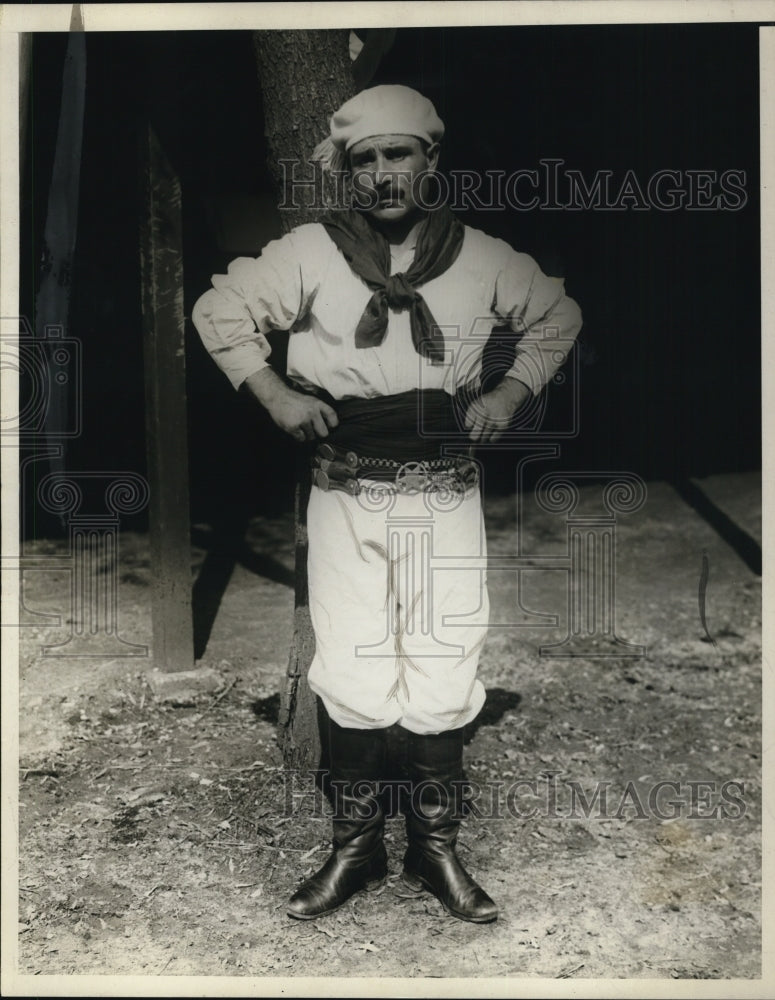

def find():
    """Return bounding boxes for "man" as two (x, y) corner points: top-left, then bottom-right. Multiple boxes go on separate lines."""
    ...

(193, 84), (582, 924)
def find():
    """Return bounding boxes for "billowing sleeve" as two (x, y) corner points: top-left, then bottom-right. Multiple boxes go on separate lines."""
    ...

(493, 248), (582, 396)
(191, 230), (309, 390)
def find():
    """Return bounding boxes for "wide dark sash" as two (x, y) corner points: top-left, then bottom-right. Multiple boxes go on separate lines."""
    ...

(324, 388), (466, 462)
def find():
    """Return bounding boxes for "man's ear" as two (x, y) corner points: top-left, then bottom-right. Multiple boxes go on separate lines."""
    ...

(425, 142), (440, 172)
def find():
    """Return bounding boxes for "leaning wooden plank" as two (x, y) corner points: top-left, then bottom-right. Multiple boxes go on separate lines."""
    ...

(140, 122), (200, 683)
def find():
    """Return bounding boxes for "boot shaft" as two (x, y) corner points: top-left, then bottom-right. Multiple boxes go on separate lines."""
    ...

(327, 720), (387, 846)
(404, 727), (467, 824)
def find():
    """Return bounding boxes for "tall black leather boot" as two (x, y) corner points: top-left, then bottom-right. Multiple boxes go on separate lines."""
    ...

(402, 728), (498, 923)
(287, 721), (388, 920)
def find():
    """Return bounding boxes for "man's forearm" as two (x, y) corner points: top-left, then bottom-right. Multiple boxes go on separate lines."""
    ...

(242, 366), (293, 409)
(497, 375), (532, 412)
(241, 367), (339, 442)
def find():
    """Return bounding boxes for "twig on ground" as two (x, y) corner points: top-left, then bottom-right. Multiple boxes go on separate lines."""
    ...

(197, 677), (239, 719)
(229, 813), (259, 829)
(202, 843), (259, 852)
(90, 763), (148, 773)
(144, 883), (170, 898)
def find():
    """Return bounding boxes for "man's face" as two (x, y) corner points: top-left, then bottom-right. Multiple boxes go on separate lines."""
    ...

(348, 134), (439, 224)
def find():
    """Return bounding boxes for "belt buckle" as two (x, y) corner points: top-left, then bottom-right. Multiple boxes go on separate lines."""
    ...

(395, 461), (430, 494)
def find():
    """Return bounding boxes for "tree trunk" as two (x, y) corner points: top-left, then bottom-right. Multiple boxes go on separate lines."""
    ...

(34, 31), (86, 495)
(252, 30), (354, 771)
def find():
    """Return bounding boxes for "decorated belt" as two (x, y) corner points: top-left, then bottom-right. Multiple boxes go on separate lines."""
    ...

(311, 443), (479, 496)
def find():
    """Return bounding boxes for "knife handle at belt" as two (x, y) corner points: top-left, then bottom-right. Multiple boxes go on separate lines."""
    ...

(316, 443), (358, 467)
(318, 458), (360, 476)
(312, 468), (359, 495)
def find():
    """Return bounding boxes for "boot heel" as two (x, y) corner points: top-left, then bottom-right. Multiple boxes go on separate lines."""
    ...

(364, 873), (387, 892)
(401, 870), (425, 893)
(364, 842), (388, 891)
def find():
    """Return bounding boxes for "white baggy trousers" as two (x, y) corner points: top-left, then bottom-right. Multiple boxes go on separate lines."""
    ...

(306, 482), (489, 734)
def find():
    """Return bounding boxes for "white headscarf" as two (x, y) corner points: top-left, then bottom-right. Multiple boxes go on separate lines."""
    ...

(312, 85), (444, 173)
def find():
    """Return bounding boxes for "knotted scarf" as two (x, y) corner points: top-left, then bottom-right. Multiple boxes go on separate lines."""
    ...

(321, 206), (464, 365)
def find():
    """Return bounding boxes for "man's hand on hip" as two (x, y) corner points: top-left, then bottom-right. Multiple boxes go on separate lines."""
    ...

(464, 376), (531, 443)
(242, 368), (339, 442)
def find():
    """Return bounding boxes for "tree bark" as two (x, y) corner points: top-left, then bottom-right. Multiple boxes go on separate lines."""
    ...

(34, 31), (86, 493)
(252, 30), (354, 771)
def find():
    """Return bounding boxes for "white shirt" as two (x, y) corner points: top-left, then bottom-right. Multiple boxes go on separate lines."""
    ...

(192, 221), (582, 400)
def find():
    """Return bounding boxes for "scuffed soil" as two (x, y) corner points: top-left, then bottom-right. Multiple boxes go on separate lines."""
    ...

(14, 475), (762, 979)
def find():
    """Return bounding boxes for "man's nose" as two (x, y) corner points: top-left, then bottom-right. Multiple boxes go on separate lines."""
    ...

(373, 155), (394, 185)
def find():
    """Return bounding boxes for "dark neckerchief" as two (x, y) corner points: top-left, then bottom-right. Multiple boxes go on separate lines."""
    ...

(321, 205), (465, 364)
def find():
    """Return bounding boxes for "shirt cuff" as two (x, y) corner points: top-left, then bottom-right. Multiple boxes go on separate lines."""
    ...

(212, 343), (272, 391)
(503, 356), (545, 397)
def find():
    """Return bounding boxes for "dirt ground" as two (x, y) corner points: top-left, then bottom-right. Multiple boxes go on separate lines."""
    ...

(11, 472), (762, 983)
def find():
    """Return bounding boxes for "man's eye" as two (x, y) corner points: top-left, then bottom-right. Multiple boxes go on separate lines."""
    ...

(386, 149), (409, 160)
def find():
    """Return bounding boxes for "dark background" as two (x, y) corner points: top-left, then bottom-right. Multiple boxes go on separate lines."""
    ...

(21, 25), (761, 534)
